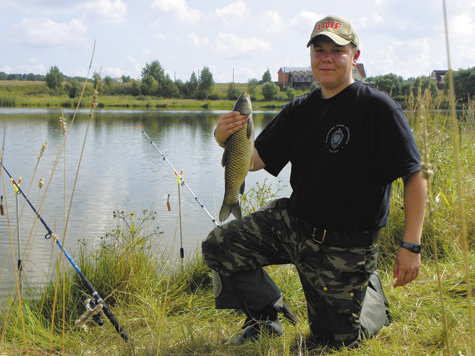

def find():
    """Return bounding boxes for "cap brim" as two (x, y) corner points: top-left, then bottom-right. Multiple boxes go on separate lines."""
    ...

(306, 32), (351, 47)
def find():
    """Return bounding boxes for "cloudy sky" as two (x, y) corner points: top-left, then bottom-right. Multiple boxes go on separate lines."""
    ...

(1, 0), (474, 83)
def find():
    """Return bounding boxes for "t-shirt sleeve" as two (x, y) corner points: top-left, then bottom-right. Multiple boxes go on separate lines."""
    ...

(372, 101), (421, 185)
(254, 105), (292, 177)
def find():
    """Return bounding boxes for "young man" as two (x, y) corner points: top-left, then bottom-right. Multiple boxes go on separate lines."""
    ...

(202, 15), (426, 347)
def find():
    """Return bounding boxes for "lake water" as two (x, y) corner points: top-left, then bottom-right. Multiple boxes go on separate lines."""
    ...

(0, 108), (291, 298)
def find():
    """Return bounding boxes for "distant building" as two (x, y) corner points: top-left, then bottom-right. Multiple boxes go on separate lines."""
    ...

(277, 67), (313, 90)
(353, 63), (366, 82)
(430, 70), (448, 90)
(278, 63), (367, 90)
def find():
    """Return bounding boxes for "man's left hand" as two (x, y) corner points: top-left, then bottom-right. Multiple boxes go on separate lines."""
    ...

(393, 248), (421, 287)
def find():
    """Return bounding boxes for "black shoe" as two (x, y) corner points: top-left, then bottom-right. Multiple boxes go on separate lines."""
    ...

(227, 318), (284, 344)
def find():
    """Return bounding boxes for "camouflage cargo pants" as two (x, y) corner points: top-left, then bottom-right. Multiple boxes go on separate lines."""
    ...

(202, 198), (380, 346)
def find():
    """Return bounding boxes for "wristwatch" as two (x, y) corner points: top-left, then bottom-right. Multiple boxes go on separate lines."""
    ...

(400, 241), (422, 253)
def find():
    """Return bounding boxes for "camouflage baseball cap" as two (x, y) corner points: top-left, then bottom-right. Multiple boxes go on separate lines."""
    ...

(307, 15), (359, 47)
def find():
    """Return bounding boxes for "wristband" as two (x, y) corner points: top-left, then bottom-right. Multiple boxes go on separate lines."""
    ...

(400, 241), (422, 253)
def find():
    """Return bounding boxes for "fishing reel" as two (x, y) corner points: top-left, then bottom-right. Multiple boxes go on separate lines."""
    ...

(86, 299), (104, 326)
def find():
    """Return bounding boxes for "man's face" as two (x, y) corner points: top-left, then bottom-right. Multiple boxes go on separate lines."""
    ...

(310, 36), (360, 95)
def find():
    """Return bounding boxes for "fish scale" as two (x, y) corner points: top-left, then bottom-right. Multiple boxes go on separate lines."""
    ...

(219, 92), (254, 222)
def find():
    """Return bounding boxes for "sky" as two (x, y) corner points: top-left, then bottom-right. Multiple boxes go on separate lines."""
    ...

(0, 0), (474, 84)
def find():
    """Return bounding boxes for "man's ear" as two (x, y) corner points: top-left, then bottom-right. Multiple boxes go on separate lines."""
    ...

(353, 49), (361, 66)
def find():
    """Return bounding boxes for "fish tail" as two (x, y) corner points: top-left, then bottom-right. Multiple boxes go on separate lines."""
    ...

(219, 202), (242, 222)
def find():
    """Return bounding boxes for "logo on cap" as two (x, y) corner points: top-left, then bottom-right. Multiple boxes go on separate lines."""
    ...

(307, 15), (359, 48)
(312, 21), (343, 34)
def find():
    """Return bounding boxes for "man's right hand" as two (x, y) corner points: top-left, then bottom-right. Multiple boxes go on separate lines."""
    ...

(215, 111), (249, 146)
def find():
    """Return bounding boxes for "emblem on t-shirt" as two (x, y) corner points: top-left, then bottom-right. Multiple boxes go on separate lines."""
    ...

(326, 124), (350, 153)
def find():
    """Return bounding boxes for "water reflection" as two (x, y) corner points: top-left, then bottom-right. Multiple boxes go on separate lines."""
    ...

(0, 108), (290, 297)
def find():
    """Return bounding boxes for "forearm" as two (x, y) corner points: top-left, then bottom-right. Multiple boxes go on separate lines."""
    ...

(249, 148), (266, 171)
(402, 171), (427, 243)
(392, 170), (427, 287)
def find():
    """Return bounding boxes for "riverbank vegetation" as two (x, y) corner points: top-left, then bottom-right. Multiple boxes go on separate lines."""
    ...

(1, 63), (475, 110)
(1, 84), (474, 355)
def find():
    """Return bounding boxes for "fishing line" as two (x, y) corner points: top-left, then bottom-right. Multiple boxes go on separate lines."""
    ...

(0, 160), (130, 344)
(136, 123), (219, 226)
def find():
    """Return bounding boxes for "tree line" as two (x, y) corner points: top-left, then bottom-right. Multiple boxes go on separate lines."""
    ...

(2, 63), (475, 102)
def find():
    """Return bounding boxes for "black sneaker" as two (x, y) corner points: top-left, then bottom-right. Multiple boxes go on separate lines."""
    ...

(227, 318), (284, 344)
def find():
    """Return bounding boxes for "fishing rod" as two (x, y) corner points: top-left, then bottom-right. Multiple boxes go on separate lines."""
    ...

(11, 176), (22, 290)
(136, 123), (219, 228)
(0, 161), (129, 344)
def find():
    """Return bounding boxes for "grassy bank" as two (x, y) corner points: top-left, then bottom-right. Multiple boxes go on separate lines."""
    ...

(1, 214), (473, 356)
(1, 89), (474, 355)
(0, 81), (287, 110)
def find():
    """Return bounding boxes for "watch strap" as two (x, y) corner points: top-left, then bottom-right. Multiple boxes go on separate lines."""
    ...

(400, 241), (422, 253)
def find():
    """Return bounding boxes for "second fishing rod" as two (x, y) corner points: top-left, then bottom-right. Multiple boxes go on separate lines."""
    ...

(136, 123), (219, 261)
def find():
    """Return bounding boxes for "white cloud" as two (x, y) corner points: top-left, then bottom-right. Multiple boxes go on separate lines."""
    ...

(0, 58), (47, 74)
(215, 33), (270, 58)
(103, 66), (125, 77)
(10, 18), (88, 48)
(259, 9), (284, 34)
(372, 12), (384, 23)
(189, 33), (209, 46)
(126, 55), (145, 79)
(17, 58), (47, 74)
(150, 0), (201, 23)
(288, 11), (321, 33)
(153, 33), (167, 41)
(82, 0), (127, 25)
(209, 1), (249, 25)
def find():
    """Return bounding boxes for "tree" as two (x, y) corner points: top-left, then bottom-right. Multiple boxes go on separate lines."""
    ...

(374, 73), (404, 96)
(309, 81), (319, 92)
(142, 60), (165, 83)
(103, 76), (115, 95)
(451, 67), (475, 101)
(226, 82), (241, 100)
(92, 72), (101, 91)
(66, 79), (81, 98)
(247, 78), (259, 98)
(130, 80), (142, 96)
(198, 66), (214, 100)
(143, 75), (158, 95)
(183, 72), (199, 98)
(45, 66), (63, 90)
(121, 75), (131, 83)
(262, 69), (272, 83)
(161, 74), (179, 98)
(262, 82), (279, 100)
(285, 87), (296, 100)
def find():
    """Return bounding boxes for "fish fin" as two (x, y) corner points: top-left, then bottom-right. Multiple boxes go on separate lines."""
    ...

(221, 149), (227, 167)
(219, 202), (231, 222)
(239, 182), (245, 195)
(219, 202), (242, 222)
(249, 155), (254, 170)
(246, 114), (253, 139)
(231, 203), (242, 220)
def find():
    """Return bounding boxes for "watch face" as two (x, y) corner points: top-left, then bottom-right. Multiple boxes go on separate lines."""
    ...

(402, 242), (421, 253)
(412, 245), (421, 253)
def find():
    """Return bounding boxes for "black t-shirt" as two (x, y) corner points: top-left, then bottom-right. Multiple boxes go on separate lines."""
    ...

(255, 81), (421, 233)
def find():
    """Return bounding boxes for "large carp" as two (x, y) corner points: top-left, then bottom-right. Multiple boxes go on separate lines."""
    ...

(219, 92), (254, 222)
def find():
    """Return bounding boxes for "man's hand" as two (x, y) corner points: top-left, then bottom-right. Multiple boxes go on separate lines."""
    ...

(215, 111), (248, 146)
(393, 247), (421, 287)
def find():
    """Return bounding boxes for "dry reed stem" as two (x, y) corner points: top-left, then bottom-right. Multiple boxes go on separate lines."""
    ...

(420, 103), (451, 355)
(443, 0), (474, 355)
